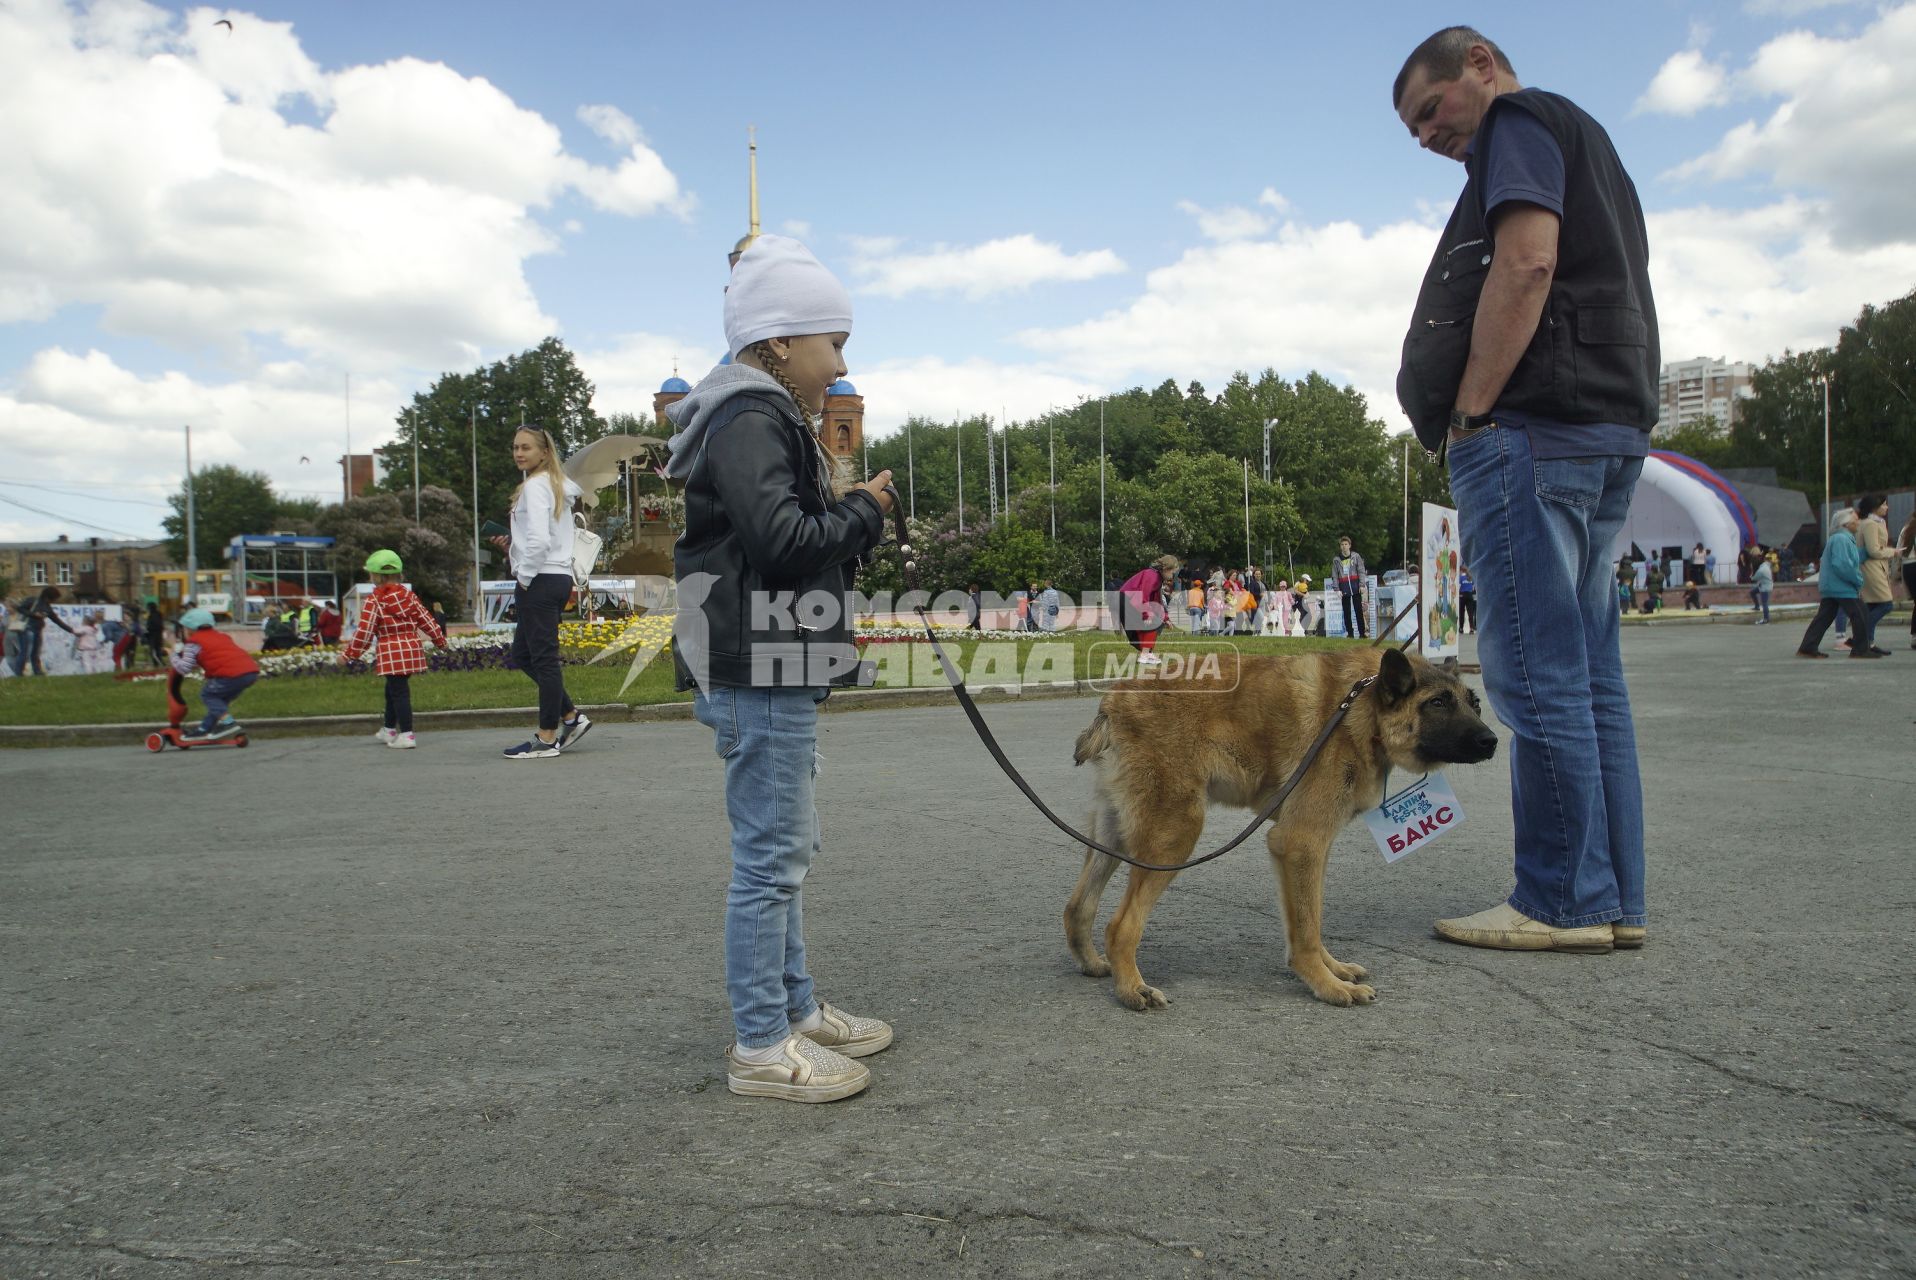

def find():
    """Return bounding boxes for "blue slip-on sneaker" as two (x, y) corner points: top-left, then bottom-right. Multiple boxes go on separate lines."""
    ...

(502, 739), (561, 760)
(556, 711), (593, 752)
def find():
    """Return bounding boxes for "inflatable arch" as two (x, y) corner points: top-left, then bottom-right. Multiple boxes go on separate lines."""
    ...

(1611, 451), (1755, 568)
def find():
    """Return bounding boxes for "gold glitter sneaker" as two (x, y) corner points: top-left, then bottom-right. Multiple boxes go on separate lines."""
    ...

(725, 1035), (870, 1103)
(800, 1003), (894, 1058)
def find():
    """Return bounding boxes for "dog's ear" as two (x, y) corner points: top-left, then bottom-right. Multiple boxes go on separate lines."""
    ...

(1377, 647), (1418, 706)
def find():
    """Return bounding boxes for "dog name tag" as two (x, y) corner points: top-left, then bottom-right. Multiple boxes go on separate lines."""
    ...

(1364, 772), (1465, 863)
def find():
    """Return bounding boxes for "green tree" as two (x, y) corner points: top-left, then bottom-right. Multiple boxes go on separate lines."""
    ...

(1728, 289), (1916, 494)
(318, 486), (475, 619)
(375, 337), (606, 537)
(1652, 414), (1734, 469)
(163, 464), (280, 565)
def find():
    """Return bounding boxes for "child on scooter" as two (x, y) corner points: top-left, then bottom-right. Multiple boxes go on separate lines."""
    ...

(172, 608), (260, 742)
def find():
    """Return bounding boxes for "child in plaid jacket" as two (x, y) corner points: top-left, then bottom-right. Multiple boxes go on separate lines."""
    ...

(343, 550), (446, 749)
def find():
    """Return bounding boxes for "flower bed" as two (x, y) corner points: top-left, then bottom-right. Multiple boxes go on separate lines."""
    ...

(250, 617), (677, 680)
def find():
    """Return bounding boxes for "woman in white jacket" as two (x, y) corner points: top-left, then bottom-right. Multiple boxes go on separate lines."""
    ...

(493, 426), (589, 759)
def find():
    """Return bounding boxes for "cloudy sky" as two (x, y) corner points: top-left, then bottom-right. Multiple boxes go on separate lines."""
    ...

(3, 0), (1913, 541)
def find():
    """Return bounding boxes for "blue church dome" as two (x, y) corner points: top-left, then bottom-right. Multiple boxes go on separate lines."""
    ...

(659, 376), (691, 394)
(827, 378), (857, 396)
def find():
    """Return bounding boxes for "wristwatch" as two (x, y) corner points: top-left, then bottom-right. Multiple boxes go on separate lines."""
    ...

(1448, 409), (1493, 437)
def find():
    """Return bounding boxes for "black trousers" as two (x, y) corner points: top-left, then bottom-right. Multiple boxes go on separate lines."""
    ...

(1904, 564), (1916, 635)
(510, 573), (577, 732)
(384, 675), (413, 733)
(1797, 598), (1870, 655)
(1339, 589), (1367, 638)
(1459, 593), (1477, 631)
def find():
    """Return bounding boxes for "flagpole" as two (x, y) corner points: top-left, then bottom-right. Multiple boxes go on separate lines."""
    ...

(956, 418), (965, 533)
(906, 419), (915, 521)
(1048, 417), (1056, 541)
(183, 424), (197, 605)
(470, 406), (482, 623)
(985, 413), (997, 524)
(1001, 406), (1010, 519)
(343, 373), (352, 503)
(1098, 400), (1106, 623)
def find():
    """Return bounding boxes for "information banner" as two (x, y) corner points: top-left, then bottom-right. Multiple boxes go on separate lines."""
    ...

(1421, 503), (1461, 660)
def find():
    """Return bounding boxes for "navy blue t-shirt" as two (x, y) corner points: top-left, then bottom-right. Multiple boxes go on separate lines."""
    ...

(1477, 109), (1648, 461)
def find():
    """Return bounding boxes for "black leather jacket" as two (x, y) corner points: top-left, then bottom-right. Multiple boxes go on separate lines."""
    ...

(672, 393), (885, 691)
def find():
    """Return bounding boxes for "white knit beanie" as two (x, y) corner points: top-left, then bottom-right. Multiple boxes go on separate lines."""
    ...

(723, 235), (854, 359)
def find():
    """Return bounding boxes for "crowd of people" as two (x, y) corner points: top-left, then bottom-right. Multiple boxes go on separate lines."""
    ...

(2, 588), (170, 676)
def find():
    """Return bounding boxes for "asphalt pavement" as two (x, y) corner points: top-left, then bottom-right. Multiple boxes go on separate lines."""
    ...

(2, 622), (1911, 1278)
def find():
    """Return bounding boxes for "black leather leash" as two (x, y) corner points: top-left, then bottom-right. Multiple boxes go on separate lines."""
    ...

(877, 484), (1376, 873)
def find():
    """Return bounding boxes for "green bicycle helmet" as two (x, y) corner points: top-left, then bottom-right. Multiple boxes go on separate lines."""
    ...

(364, 549), (404, 574)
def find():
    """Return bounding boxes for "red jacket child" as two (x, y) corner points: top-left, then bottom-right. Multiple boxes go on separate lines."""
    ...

(344, 583), (446, 675)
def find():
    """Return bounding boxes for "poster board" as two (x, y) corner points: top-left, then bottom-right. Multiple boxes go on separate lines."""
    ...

(1421, 502), (1461, 659)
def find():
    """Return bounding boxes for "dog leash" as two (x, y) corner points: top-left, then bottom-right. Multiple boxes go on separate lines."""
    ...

(878, 485), (1376, 873)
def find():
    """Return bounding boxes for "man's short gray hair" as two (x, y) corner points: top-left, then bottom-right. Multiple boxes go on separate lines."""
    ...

(1393, 26), (1516, 108)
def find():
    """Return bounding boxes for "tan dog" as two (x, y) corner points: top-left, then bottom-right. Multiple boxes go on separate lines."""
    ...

(1065, 646), (1496, 1009)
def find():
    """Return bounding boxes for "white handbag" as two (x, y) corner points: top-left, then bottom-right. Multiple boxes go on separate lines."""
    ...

(570, 512), (602, 587)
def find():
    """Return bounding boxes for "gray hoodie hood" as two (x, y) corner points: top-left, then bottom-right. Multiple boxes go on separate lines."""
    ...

(663, 362), (799, 482)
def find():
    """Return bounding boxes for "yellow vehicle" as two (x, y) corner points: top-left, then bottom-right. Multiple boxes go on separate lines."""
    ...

(143, 570), (232, 619)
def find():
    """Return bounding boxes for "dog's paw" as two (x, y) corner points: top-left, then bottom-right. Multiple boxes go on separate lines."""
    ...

(1116, 982), (1169, 1011)
(1312, 979), (1376, 1007)
(1325, 956), (1369, 982)
(1078, 954), (1111, 978)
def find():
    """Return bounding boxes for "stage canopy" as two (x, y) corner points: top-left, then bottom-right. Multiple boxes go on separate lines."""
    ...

(1611, 452), (1756, 566)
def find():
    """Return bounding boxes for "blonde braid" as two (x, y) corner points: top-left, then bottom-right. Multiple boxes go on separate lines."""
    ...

(749, 341), (849, 498)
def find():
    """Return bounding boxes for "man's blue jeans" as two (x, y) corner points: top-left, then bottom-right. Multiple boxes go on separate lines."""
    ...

(693, 684), (826, 1048)
(1447, 427), (1646, 929)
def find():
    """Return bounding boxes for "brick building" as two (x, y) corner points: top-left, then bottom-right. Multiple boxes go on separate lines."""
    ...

(1, 536), (176, 603)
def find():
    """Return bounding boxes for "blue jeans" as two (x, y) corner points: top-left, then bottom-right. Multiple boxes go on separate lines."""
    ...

(199, 672), (258, 732)
(1447, 427), (1646, 929)
(693, 684), (826, 1048)
(1861, 600), (1891, 650)
(12, 629), (43, 676)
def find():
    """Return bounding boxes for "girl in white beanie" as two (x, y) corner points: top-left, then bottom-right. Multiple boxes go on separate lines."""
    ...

(663, 235), (899, 1103)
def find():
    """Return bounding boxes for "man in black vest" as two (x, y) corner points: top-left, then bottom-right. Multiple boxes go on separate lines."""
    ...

(1393, 27), (1656, 956)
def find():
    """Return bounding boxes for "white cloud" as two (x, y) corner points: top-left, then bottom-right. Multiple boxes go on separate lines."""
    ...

(1635, 49), (1730, 116)
(0, 1), (690, 371)
(848, 357), (1105, 438)
(1742, 0), (1858, 15)
(780, 219), (813, 239)
(1176, 199), (1272, 242)
(849, 234), (1126, 300)
(1648, 198), (1916, 363)
(1015, 217), (1439, 427)
(1668, 4), (1916, 247)
(2, 347), (405, 526)
(574, 332), (721, 427)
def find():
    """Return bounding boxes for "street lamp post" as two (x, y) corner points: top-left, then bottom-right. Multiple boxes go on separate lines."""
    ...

(1819, 370), (1835, 531)
(412, 408), (422, 524)
(1263, 417), (1277, 484)
(905, 419), (915, 521)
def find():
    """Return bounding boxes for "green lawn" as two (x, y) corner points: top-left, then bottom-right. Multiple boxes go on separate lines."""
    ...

(0, 631), (1361, 726)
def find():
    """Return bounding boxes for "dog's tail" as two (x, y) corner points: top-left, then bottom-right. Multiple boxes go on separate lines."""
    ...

(1073, 711), (1113, 766)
